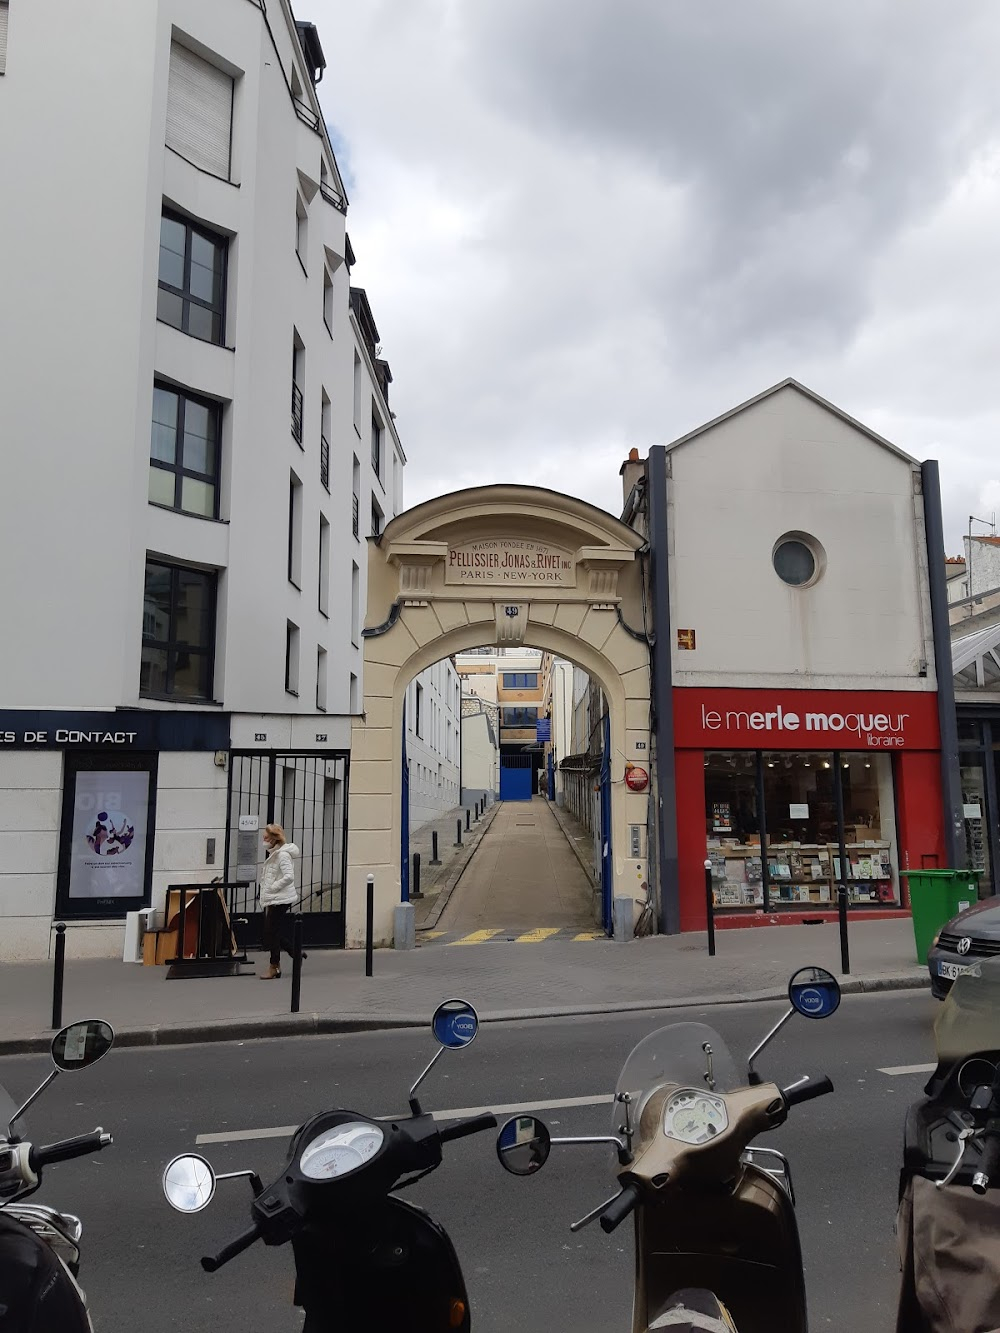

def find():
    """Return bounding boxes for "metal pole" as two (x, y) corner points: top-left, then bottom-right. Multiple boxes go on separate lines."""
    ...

(290, 917), (303, 1013)
(645, 447), (680, 934)
(838, 886), (851, 976)
(922, 460), (964, 868)
(834, 753), (851, 975)
(466, 808), (471, 832)
(455, 820), (463, 848)
(411, 852), (423, 899)
(365, 875), (374, 978)
(704, 861), (716, 957)
(431, 831), (441, 865)
(51, 922), (66, 1031)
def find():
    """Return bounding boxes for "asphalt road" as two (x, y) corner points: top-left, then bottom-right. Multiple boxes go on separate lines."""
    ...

(0, 991), (940, 1332)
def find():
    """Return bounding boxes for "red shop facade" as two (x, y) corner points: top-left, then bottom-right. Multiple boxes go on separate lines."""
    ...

(673, 688), (944, 931)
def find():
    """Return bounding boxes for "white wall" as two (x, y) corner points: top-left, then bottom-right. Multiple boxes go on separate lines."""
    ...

(462, 712), (498, 799)
(964, 538), (1000, 599)
(549, 659), (575, 804)
(405, 659), (462, 830)
(667, 385), (935, 690)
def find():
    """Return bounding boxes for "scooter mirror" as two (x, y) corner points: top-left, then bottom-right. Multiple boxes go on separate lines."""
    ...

(496, 1116), (551, 1176)
(51, 1020), (115, 1072)
(431, 999), (480, 1049)
(163, 1154), (217, 1213)
(788, 967), (841, 1019)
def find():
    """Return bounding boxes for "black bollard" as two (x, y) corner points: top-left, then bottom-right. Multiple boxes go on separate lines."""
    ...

(365, 875), (375, 978)
(411, 852), (423, 899)
(51, 922), (67, 1031)
(455, 820), (463, 848)
(430, 831), (441, 865)
(290, 917), (304, 1014)
(466, 808), (471, 832)
(838, 886), (851, 975)
(704, 862), (716, 958)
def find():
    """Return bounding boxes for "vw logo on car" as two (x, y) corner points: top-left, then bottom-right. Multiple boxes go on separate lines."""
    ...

(957, 936), (972, 956)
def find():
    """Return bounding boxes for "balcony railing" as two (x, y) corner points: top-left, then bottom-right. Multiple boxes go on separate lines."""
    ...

(320, 434), (330, 492)
(291, 382), (304, 444)
(352, 492), (359, 538)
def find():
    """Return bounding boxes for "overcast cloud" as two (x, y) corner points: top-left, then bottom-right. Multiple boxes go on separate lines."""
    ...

(314, 0), (1000, 552)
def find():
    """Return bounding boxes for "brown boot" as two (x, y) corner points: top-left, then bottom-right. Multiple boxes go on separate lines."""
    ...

(260, 964), (281, 979)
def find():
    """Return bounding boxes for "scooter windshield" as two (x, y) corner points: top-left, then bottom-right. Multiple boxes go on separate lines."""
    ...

(0, 1082), (16, 1134)
(613, 1022), (740, 1130)
(934, 955), (1000, 1066)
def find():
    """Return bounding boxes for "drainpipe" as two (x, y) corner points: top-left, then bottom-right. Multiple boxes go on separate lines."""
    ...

(921, 460), (963, 867)
(646, 446), (681, 934)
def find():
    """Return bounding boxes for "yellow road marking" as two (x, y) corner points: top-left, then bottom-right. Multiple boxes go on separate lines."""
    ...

(448, 929), (502, 946)
(419, 931), (446, 940)
(514, 928), (561, 943)
(573, 931), (606, 941)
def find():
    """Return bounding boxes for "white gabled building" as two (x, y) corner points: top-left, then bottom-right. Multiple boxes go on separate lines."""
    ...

(0, 0), (452, 961)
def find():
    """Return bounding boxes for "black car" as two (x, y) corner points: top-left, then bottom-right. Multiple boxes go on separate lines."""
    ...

(927, 895), (1000, 999)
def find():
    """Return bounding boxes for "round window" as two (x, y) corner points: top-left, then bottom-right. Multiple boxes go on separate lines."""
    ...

(773, 538), (818, 587)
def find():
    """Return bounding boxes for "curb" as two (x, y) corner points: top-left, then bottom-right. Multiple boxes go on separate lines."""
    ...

(549, 800), (599, 887)
(0, 972), (931, 1056)
(415, 803), (501, 931)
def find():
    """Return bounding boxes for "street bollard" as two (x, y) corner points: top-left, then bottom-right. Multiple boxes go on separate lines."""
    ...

(290, 916), (304, 1014)
(365, 875), (375, 978)
(411, 852), (423, 899)
(838, 886), (851, 976)
(51, 922), (67, 1031)
(704, 861), (716, 958)
(466, 808), (471, 832)
(430, 831), (441, 865)
(455, 820), (463, 848)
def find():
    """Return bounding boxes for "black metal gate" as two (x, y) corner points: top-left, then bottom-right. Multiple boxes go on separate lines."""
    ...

(224, 751), (350, 949)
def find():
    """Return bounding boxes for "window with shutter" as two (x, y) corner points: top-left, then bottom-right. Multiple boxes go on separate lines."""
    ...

(166, 41), (233, 179)
(0, 3), (9, 76)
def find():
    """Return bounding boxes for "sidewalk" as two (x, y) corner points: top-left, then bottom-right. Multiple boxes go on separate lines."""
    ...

(0, 915), (929, 1054)
(410, 801), (501, 929)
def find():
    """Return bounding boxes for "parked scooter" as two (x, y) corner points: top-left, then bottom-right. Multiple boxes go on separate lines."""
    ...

(896, 954), (1000, 1332)
(496, 966), (841, 1333)
(163, 998), (496, 1332)
(0, 1019), (116, 1331)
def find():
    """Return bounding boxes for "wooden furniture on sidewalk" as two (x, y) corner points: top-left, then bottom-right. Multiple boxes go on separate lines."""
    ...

(142, 882), (255, 978)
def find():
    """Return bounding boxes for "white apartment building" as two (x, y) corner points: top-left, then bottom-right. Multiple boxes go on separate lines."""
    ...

(0, 0), (448, 961)
(404, 659), (462, 831)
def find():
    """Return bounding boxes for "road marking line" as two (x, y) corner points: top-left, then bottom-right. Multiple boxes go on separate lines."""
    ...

(878, 1062), (936, 1075)
(196, 1093), (613, 1145)
(515, 928), (561, 943)
(573, 932), (605, 941)
(419, 931), (446, 940)
(448, 929), (501, 945)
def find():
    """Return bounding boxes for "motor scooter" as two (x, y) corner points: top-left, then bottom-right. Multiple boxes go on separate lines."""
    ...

(163, 998), (496, 1332)
(0, 1019), (116, 1331)
(496, 966), (841, 1333)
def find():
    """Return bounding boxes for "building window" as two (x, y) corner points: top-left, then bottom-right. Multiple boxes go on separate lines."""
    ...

(318, 514), (330, 616)
(288, 472), (302, 588)
(291, 336), (304, 445)
(772, 532), (824, 588)
(353, 351), (363, 435)
(371, 499), (383, 538)
(158, 211), (226, 344)
(285, 621), (300, 695)
(352, 456), (360, 538)
(149, 383), (220, 517)
(323, 268), (334, 336)
(141, 560), (216, 700)
(502, 707), (538, 727)
(166, 41), (234, 179)
(415, 683), (424, 738)
(371, 407), (382, 481)
(320, 392), (331, 491)
(351, 562), (360, 646)
(502, 672), (538, 689)
(295, 195), (308, 274)
(316, 645), (328, 712)
(0, 2), (9, 75)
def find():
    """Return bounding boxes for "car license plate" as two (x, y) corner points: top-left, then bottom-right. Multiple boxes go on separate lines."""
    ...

(938, 960), (981, 980)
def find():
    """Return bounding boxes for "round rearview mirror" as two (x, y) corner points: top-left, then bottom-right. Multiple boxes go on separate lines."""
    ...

(431, 998), (479, 1049)
(788, 966), (841, 1019)
(163, 1154), (217, 1213)
(51, 1020), (115, 1072)
(496, 1116), (551, 1176)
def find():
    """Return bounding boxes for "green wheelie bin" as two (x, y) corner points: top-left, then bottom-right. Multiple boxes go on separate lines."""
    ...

(905, 868), (983, 964)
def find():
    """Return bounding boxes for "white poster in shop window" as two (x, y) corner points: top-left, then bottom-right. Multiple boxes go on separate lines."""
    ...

(68, 770), (149, 898)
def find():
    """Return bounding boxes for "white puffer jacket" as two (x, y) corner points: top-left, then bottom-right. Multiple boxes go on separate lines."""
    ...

(259, 842), (300, 907)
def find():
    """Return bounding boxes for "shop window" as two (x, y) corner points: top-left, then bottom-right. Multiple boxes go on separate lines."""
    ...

(704, 752), (763, 908)
(960, 759), (990, 878)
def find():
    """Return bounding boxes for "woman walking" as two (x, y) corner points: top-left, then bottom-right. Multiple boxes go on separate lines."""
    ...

(258, 823), (299, 979)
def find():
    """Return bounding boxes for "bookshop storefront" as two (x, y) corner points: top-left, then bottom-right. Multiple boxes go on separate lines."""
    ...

(672, 688), (945, 930)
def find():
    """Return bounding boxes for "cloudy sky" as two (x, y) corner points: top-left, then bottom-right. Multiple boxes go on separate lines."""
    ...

(315, 0), (1000, 553)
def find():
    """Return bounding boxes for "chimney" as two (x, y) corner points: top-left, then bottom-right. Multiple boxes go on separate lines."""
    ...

(620, 447), (644, 508)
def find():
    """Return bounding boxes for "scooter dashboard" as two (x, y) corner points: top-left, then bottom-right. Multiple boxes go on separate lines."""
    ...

(662, 1089), (729, 1146)
(299, 1121), (386, 1181)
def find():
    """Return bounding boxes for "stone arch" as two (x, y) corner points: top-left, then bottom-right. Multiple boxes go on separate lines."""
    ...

(346, 485), (651, 945)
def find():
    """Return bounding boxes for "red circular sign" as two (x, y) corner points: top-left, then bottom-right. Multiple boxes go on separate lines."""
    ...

(625, 765), (649, 792)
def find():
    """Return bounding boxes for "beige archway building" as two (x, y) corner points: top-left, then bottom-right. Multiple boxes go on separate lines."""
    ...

(346, 485), (652, 946)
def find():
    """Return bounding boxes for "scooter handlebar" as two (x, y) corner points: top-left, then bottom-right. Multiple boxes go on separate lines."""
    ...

(599, 1182), (642, 1234)
(29, 1129), (113, 1170)
(438, 1113), (498, 1145)
(972, 1122), (1000, 1195)
(201, 1222), (262, 1273)
(781, 1075), (834, 1109)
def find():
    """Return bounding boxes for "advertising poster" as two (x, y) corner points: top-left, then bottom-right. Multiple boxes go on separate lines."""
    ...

(68, 769), (150, 899)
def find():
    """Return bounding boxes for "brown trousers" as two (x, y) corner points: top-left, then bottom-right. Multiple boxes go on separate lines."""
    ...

(896, 1176), (1000, 1332)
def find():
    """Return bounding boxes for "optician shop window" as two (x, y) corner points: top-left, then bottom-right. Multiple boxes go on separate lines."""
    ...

(704, 751), (900, 910)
